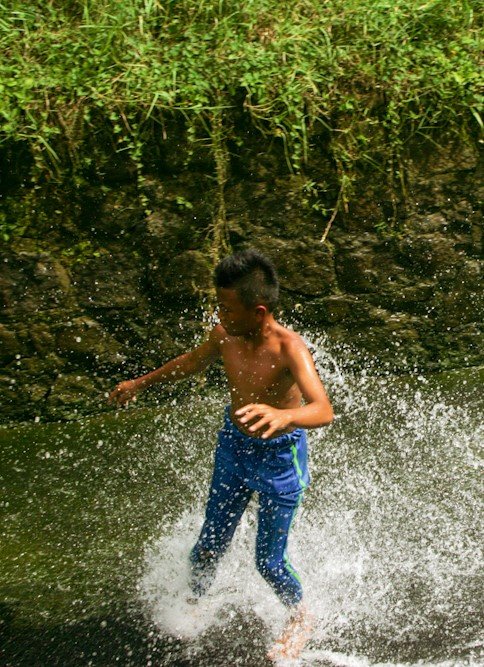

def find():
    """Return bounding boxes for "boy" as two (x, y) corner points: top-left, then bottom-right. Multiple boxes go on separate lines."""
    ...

(109, 249), (334, 660)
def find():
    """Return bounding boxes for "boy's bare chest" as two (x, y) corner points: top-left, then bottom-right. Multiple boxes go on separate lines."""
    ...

(220, 342), (290, 393)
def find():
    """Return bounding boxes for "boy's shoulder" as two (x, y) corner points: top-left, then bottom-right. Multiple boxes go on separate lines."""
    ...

(208, 324), (227, 344)
(274, 322), (309, 352)
(208, 321), (310, 355)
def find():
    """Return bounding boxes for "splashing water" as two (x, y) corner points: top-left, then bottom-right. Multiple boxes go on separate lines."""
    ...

(1, 335), (482, 666)
(137, 336), (483, 666)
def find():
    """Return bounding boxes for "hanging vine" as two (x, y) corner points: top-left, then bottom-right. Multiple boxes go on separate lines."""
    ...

(208, 107), (231, 266)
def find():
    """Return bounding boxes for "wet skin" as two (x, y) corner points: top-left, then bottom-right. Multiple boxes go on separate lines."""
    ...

(109, 288), (333, 438)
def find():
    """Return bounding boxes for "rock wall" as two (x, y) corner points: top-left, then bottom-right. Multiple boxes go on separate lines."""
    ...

(0, 132), (482, 422)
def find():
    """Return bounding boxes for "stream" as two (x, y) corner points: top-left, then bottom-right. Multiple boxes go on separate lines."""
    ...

(1, 336), (482, 666)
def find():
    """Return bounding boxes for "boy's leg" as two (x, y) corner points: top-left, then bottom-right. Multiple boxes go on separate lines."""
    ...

(190, 449), (253, 597)
(255, 492), (303, 607)
(256, 492), (315, 661)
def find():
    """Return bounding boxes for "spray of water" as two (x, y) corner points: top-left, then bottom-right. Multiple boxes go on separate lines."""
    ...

(137, 335), (483, 666)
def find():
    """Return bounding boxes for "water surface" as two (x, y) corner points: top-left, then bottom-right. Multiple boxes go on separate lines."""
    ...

(1, 344), (482, 666)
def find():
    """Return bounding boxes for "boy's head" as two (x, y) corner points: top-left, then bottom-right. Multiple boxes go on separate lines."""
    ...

(214, 249), (279, 336)
(214, 248), (279, 312)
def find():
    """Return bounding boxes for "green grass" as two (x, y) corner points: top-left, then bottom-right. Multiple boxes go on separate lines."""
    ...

(0, 0), (481, 197)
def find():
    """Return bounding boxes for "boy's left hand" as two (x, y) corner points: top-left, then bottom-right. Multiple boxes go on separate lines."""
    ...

(235, 403), (293, 439)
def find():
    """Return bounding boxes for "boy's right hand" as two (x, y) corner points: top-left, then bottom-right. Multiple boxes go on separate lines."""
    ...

(108, 379), (140, 406)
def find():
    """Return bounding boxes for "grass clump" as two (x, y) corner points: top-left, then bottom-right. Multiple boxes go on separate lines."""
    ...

(0, 0), (481, 238)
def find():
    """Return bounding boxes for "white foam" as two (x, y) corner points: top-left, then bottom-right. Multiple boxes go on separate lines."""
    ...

(136, 338), (483, 665)
(138, 504), (289, 639)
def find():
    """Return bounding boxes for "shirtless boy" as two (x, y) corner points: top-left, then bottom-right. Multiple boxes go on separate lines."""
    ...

(109, 248), (334, 660)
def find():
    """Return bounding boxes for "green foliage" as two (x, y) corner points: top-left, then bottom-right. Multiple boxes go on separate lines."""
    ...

(0, 210), (26, 241)
(0, 0), (481, 233)
(60, 239), (101, 264)
(174, 195), (194, 210)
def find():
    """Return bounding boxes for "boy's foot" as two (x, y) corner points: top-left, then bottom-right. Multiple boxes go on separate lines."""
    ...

(185, 595), (203, 622)
(267, 604), (314, 663)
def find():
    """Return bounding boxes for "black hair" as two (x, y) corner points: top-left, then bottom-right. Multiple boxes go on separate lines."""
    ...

(214, 248), (279, 311)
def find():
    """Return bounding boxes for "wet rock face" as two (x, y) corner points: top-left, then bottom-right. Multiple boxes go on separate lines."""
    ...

(0, 134), (482, 421)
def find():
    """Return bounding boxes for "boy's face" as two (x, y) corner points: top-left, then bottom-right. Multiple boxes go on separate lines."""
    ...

(216, 288), (263, 336)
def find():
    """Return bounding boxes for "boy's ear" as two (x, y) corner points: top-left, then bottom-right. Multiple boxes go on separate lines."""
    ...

(255, 305), (267, 318)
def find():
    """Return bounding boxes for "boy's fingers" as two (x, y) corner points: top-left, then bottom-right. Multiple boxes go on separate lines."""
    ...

(235, 404), (257, 416)
(249, 416), (271, 432)
(236, 403), (269, 416)
(108, 389), (132, 407)
(238, 406), (260, 423)
(107, 393), (118, 405)
(261, 419), (281, 438)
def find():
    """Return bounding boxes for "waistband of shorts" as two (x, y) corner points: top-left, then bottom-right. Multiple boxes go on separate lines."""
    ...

(223, 405), (304, 449)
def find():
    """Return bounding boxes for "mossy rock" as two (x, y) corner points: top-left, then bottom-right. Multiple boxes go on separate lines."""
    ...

(0, 375), (31, 422)
(148, 249), (212, 300)
(0, 324), (24, 365)
(44, 373), (103, 420)
(244, 236), (336, 297)
(72, 251), (147, 310)
(56, 317), (126, 367)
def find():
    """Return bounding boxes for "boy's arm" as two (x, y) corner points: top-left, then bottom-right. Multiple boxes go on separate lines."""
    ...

(236, 337), (333, 438)
(108, 326), (222, 406)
